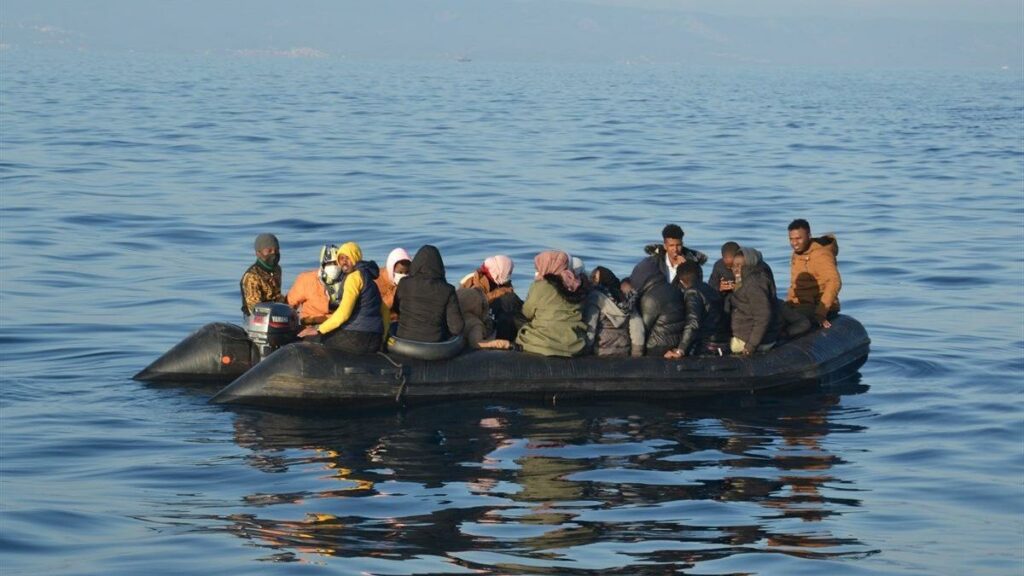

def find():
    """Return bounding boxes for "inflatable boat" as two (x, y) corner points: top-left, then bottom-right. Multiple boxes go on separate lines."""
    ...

(135, 314), (870, 409)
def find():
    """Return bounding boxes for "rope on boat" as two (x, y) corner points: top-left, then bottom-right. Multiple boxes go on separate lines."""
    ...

(377, 352), (407, 404)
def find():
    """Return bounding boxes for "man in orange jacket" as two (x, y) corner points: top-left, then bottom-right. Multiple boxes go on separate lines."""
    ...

(786, 219), (842, 329)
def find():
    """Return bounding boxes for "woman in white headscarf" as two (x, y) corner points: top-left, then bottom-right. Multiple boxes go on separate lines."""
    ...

(375, 247), (411, 321)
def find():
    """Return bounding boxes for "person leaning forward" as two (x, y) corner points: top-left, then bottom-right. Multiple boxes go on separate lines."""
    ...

(240, 233), (286, 317)
(286, 244), (342, 326)
(785, 219), (842, 329)
(297, 242), (389, 354)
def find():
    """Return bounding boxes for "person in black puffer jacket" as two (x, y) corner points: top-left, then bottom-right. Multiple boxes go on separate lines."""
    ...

(629, 256), (685, 357)
(392, 245), (465, 343)
(666, 260), (725, 358)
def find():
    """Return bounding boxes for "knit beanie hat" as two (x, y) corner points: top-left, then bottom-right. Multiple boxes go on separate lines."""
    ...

(254, 233), (279, 251)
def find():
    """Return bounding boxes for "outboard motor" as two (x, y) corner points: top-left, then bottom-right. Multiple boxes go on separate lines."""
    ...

(246, 302), (299, 360)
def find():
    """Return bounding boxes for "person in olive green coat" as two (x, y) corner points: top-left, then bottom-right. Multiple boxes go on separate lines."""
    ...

(516, 250), (588, 357)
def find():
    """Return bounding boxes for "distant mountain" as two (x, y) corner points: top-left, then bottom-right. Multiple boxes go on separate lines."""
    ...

(1, 0), (1020, 68)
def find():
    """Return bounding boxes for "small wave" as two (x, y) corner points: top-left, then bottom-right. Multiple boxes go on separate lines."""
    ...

(865, 355), (952, 378)
(788, 143), (852, 152)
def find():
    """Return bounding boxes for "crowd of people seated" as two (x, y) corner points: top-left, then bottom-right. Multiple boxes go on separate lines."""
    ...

(238, 219), (842, 358)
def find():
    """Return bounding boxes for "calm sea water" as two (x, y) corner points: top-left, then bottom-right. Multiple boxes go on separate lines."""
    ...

(1, 50), (1022, 575)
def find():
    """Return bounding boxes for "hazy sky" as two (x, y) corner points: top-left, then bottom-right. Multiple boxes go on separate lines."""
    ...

(573, 0), (1022, 22)
(2, 0), (1021, 67)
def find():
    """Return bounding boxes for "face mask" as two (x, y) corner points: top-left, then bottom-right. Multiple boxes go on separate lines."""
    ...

(261, 253), (280, 267)
(322, 264), (342, 283)
(392, 272), (408, 284)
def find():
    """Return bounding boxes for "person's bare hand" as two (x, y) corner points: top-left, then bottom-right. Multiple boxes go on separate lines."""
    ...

(664, 349), (683, 360)
(821, 319), (832, 329)
(297, 326), (319, 338)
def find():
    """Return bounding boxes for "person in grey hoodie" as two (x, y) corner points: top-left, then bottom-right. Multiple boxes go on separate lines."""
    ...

(583, 266), (645, 357)
(725, 247), (782, 356)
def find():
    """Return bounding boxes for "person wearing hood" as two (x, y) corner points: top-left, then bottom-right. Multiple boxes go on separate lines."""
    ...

(240, 233), (287, 317)
(571, 255), (595, 294)
(460, 255), (524, 342)
(516, 251), (588, 357)
(725, 247), (781, 356)
(287, 244), (344, 325)
(785, 219), (842, 328)
(392, 245), (464, 343)
(297, 242), (387, 353)
(584, 266), (645, 357)
(457, 287), (512, 350)
(375, 247), (411, 321)
(665, 261), (724, 358)
(630, 255), (686, 357)
(642, 224), (709, 285)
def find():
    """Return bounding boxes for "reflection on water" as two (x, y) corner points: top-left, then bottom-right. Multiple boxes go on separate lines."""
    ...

(192, 383), (875, 572)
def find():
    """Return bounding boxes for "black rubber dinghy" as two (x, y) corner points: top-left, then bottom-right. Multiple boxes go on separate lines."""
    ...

(134, 322), (258, 384)
(206, 315), (869, 409)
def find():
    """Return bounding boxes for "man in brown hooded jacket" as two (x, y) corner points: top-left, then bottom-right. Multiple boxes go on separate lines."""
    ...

(785, 219), (841, 328)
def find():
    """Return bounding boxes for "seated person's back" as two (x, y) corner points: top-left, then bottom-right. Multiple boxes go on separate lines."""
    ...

(393, 245), (464, 343)
(584, 266), (645, 357)
(460, 255), (524, 342)
(457, 287), (511, 350)
(516, 251), (588, 357)
(630, 256), (685, 357)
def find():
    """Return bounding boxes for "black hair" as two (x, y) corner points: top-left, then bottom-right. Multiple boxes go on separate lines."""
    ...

(591, 266), (624, 302)
(721, 241), (740, 257)
(661, 224), (684, 241)
(788, 219), (811, 233)
(675, 261), (702, 288)
(543, 274), (587, 303)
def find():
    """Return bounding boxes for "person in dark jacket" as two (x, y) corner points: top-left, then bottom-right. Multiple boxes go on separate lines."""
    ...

(456, 287), (512, 350)
(732, 249), (810, 341)
(630, 256), (686, 357)
(665, 261), (724, 358)
(297, 242), (387, 354)
(392, 245), (464, 343)
(583, 266), (645, 357)
(459, 255), (525, 343)
(642, 224), (709, 285)
(725, 247), (781, 356)
(709, 241), (740, 295)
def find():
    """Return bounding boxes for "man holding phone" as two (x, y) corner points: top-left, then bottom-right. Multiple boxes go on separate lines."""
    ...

(709, 241), (740, 295)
